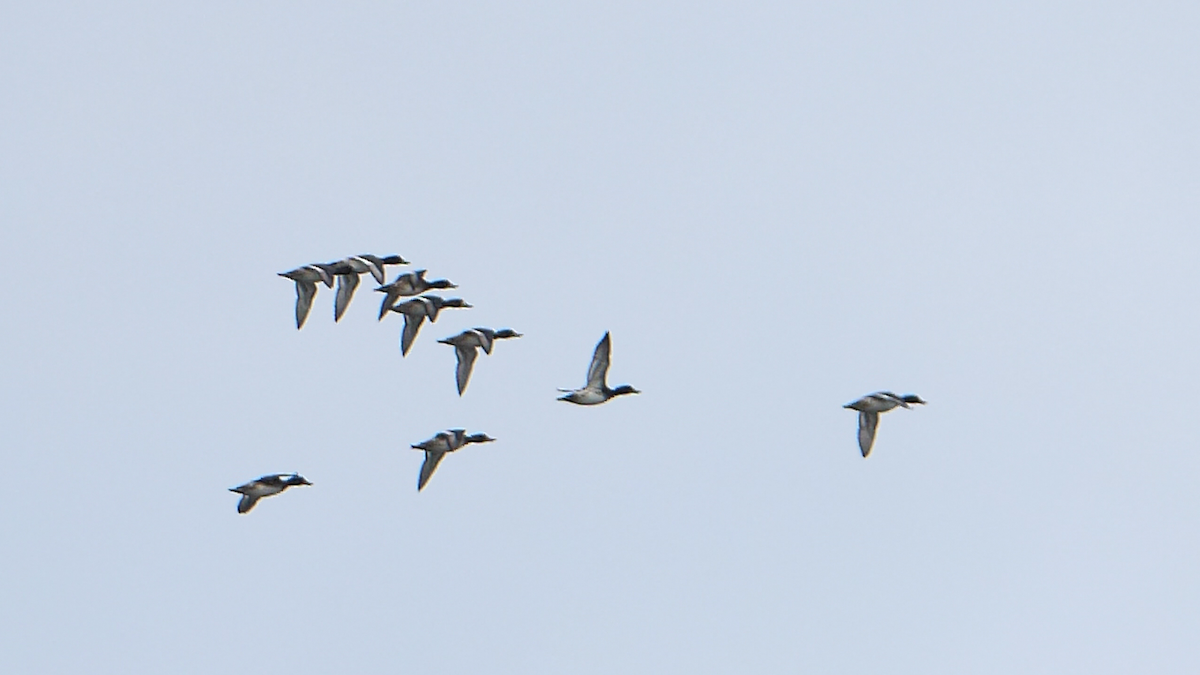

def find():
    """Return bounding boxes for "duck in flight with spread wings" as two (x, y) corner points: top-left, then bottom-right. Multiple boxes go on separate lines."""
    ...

(437, 328), (522, 395)
(388, 296), (472, 356)
(557, 331), (640, 405)
(843, 391), (926, 457)
(411, 429), (496, 491)
(228, 473), (312, 514)
(278, 265), (335, 329)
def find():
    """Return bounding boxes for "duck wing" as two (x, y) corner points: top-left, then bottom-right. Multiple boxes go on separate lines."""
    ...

(362, 257), (386, 285)
(454, 344), (479, 395)
(418, 450), (446, 491)
(857, 411), (879, 458)
(585, 332), (612, 389)
(400, 312), (426, 356)
(311, 264), (335, 288)
(237, 493), (260, 514)
(476, 329), (495, 355)
(423, 298), (442, 323)
(294, 280), (318, 329)
(377, 287), (400, 320)
(333, 273), (360, 322)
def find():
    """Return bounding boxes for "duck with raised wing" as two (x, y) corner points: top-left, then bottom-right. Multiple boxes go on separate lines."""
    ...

(388, 296), (472, 355)
(278, 265), (335, 329)
(437, 328), (522, 395)
(843, 391), (926, 458)
(325, 254), (409, 321)
(411, 429), (495, 491)
(375, 270), (457, 319)
(228, 473), (312, 514)
(557, 331), (640, 405)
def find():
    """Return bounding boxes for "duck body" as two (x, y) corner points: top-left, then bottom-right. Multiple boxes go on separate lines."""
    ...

(375, 270), (457, 319)
(557, 332), (640, 405)
(278, 265), (336, 329)
(843, 391), (926, 458)
(411, 430), (496, 491)
(228, 473), (312, 514)
(559, 388), (615, 406)
(437, 328), (522, 394)
(389, 296), (472, 355)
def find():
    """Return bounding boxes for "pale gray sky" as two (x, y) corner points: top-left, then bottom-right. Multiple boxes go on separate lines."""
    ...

(2, 2), (1198, 673)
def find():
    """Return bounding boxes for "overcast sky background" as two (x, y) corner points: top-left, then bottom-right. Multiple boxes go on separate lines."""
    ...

(2, 2), (1198, 673)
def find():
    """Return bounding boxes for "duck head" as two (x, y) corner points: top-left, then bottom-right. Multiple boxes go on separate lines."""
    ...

(464, 433), (496, 445)
(611, 385), (640, 397)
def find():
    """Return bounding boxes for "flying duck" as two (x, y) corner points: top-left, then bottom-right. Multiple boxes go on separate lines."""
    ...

(437, 328), (523, 395)
(411, 429), (496, 491)
(388, 296), (472, 356)
(557, 331), (640, 405)
(228, 473), (312, 514)
(375, 270), (457, 320)
(843, 392), (926, 458)
(325, 254), (409, 321)
(278, 265), (335, 329)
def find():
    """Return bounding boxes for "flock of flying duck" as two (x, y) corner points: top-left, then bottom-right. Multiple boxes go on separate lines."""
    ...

(230, 253), (641, 513)
(230, 253), (924, 514)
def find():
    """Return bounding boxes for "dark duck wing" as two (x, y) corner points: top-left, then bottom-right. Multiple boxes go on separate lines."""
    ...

(418, 450), (446, 491)
(236, 493), (260, 514)
(333, 273), (360, 322)
(294, 280), (318, 329)
(857, 411), (879, 458)
(454, 344), (479, 395)
(377, 288), (398, 320)
(361, 257), (386, 284)
(400, 312), (426, 356)
(586, 332), (612, 389)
